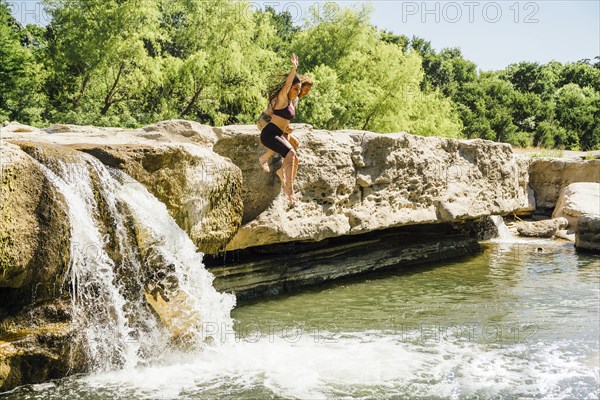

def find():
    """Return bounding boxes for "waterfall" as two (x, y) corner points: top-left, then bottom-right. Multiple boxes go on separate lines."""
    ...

(35, 153), (235, 371)
(489, 215), (513, 241)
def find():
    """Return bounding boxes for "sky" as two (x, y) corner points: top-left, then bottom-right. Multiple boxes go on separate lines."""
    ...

(265, 0), (600, 71)
(7, 0), (600, 71)
(362, 0), (600, 70)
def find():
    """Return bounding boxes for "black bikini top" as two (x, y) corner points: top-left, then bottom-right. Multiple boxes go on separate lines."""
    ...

(272, 102), (295, 120)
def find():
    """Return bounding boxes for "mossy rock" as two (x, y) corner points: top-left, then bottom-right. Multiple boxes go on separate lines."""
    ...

(75, 144), (243, 255)
(0, 143), (70, 310)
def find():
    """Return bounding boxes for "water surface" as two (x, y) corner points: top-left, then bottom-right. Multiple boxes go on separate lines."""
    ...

(3, 241), (599, 399)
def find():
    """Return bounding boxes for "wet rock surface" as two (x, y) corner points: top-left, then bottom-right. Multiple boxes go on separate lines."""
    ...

(529, 158), (600, 210)
(576, 214), (600, 252)
(516, 218), (569, 238)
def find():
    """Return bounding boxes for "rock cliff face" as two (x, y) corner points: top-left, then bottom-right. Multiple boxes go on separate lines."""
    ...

(0, 120), (574, 392)
(528, 158), (600, 210)
(2, 121), (533, 257)
(1, 121), (243, 255)
(214, 125), (531, 250)
(0, 143), (70, 308)
(576, 214), (600, 252)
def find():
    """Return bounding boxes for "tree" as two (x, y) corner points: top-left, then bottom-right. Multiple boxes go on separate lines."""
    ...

(409, 39), (477, 98)
(44, 0), (164, 124)
(454, 73), (519, 143)
(501, 62), (557, 97)
(290, 6), (462, 136)
(0, 1), (47, 123)
(558, 60), (600, 91)
(554, 83), (599, 150)
(148, 0), (279, 125)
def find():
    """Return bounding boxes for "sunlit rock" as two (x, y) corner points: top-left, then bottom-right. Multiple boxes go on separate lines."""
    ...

(552, 182), (600, 230)
(216, 126), (531, 250)
(516, 217), (569, 238)
(575, 214), (600, 252)
(529, 158), (600, 210)
(0, 143), (70, 307)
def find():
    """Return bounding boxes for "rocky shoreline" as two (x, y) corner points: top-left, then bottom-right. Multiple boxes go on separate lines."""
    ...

(1, 120), (599, 391)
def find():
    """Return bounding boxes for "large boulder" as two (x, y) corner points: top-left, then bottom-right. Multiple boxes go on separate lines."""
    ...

(529, 158), (600, 210)
(575, 214), (600, 252)
(1, 121), (244, 255)
(215, 126), (531, 250)
(516, 217), (569, 238)
(552, 182), (600, 230)
(0, 143), (70, 308)
(0, 300), (86, 393)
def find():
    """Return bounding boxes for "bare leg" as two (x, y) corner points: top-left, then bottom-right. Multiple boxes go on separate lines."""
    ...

(275, 167), (284, 187)
(282, 149), (297, 203)
(259, 149), (275, 172)
(292, 155), (299, 181)
(286, 133), (300, 180)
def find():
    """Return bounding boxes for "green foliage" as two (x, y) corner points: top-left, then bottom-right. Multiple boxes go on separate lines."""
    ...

(500, 61), (558, 97)
(291, 7), (461, 136)
(454, 73), (518, 143)
(0, 1), (48, 124)
(410, 39), (477, 98)
(0, 0), (597, 150)
(558, 60), (600, 91)
(553, 83), (599, 150)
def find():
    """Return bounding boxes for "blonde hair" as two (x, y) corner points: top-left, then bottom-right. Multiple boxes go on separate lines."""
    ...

(300, 74), (313, 87)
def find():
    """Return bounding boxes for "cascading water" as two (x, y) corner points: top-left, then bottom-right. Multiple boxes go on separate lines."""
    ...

(489, 215), (513, 241)
(34, 153), (235, 371)
(11, 154), (596, 399)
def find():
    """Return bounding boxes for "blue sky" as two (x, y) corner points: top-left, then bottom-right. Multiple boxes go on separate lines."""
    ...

(362, 0), (600, 70)
(259, 0), (600, 70)
(7, 0), (600, 71)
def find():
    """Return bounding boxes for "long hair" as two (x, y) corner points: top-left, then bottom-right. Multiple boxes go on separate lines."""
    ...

(266, 73), (301, 106)
(300, 74), (313, 87)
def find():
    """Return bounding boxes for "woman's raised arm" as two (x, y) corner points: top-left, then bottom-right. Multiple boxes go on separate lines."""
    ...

(278, 53), (299, 100)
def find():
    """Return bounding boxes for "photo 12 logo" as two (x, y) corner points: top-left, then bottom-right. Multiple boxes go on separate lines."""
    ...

(399, 1), (540, 24)
(7, 1), (52, 25)
(241, 1), (340, 24)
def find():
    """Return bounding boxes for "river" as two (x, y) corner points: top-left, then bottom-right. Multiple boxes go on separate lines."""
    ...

(3, 240), (599, 399)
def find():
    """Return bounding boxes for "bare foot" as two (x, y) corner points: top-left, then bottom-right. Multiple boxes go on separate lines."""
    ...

(283, 182), (296, 204)
(258, 154), (270, 172)
(284, 189), (296, 204)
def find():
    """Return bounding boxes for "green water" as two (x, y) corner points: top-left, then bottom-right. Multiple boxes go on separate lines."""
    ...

(3, 241), (599, 399)
(232, 242), (599, 344)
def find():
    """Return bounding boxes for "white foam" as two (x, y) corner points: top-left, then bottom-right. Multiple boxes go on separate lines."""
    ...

(71, 332), (599, 400)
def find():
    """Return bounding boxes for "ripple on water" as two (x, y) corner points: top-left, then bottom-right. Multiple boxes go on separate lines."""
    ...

(3, 243), (599, 399)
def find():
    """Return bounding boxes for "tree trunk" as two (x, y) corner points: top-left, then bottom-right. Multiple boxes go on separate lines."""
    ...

(74, 73), (90, 109)
(181, 84), (203, 117)
(100, 62), (125, 115)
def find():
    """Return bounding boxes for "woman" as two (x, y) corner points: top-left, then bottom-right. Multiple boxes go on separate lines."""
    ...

(259, 53), (301, 203)
(257, 74), (313, 179)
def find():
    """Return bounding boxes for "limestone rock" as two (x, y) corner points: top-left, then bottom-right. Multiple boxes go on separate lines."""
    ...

(141, 120), (218, 146)
(575, 214), (600, 252)
(1, 122), (244, 255)
(75, 144), (243, 254)
(529, 158), (600, 210)
(0, 143), (70, 308)
(516, 218), (569, 238)
(0, 122), (36, 133)
(0, 299), (86, 393)
(552, 182), (600, 230)
(555, 229), (575, 242)
(209, 231), (480, 300)
(513, 157), (536, 215)
(216, 127), (531, 250)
